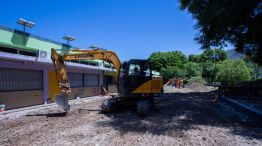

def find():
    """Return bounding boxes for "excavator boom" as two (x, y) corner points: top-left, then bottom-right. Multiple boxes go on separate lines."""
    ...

(51, 48), (121, 112)
(63, 49), (121, 81)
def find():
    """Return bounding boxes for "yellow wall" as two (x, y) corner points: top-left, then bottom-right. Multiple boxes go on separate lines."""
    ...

(48, 71), (60, 102)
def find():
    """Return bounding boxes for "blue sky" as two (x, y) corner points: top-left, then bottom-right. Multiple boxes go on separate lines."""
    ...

(1, 0), (203, 61)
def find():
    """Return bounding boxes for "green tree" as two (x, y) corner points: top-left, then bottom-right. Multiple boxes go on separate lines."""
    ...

(216, 59), (251, 84)
(244, 59), (262, 80)
(148, 51), (187, 71)
(188, 48), (227, 82)
(160, 66), (186, 82)
(188, 54), (201, 63)
(200, 48), (227, 63)
(214, 49), (227, 62)
(180, 0), (262, 65)
(201, 61), (218, 82)
(189, 48), (227, 63)
(184, 62), (202, 78)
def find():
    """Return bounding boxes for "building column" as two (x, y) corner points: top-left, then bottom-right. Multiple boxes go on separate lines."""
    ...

(100, 71), (104, 86)
(100, 71), (104, 95)
(43, 69), (49, 104)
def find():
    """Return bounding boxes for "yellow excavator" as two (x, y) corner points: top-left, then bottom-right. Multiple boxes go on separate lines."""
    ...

(51, 47), (163, 115)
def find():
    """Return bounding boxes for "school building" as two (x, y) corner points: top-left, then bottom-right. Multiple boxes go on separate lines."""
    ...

(0, 25), (116, 110)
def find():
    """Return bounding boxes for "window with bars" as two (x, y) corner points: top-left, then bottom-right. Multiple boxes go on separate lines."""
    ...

(0, 68), (43, 92)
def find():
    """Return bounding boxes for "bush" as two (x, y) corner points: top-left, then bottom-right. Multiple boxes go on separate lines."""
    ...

(215, 59), (251, 84)
(184, 62), (202, 78)
(160, 66), (186, 82)
(200, 61), (219, 82)
(148, 51), (187, 71)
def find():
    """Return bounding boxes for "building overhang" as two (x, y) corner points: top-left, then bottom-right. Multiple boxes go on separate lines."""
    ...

(0, 51), (115, 72)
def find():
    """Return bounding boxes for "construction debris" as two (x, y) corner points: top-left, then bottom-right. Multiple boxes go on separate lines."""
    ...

(186, 82), (210, 92)
(0, 104), (5, 112)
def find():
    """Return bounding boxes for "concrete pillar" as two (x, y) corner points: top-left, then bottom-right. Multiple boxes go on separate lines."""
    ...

(100, 71), (104, 87)
(43, 69), (49, 104)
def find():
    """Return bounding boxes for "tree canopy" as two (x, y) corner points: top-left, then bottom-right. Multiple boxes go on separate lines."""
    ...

(188, 48), (227, 82)
(189, 48), (227, 63)
(160, 66), (186, 81)
(148, 51), (187, 70)
(216, 59), (251, 84)
(201, 60), (218, 82)
(188, 54), (201, 63)
(180, 0), (262, 65)
(148, 47), (259, 83)
(200, 48), (227, 63)
(184, 62), (202, 78)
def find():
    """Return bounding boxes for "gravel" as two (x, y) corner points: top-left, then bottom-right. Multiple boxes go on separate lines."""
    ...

(0, 90), (262, 146)
(185, 82), (211, 92)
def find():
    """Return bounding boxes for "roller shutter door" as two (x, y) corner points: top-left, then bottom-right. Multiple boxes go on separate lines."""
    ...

(84, 74), (99, 87)
(0, 68), (43, 92)
(68, 72), (83, 87)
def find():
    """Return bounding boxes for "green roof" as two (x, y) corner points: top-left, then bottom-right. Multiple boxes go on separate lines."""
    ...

(0, 41), (38, 52)
(0, 25), (71, 53)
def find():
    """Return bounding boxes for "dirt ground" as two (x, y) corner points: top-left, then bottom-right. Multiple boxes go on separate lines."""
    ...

(1, 88), (262, 146)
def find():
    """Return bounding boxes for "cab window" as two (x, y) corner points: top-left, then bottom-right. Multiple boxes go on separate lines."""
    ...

(143, 62), (151, 77)
(128, 64), (141, 76)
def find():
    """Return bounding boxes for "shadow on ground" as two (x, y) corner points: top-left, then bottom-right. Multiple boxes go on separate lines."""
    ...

(25, 108), (101, 117)
(26, 112), (68, 117)
(96, 90), (262, 139)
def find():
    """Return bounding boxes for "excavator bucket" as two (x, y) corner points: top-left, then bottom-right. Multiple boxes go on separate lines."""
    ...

(54, 92), (70, 112)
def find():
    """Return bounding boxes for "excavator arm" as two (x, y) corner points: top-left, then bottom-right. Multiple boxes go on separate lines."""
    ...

(63, 49), (121, 80)
(50, 48), (121, 112)
(51, 49), (71, 94)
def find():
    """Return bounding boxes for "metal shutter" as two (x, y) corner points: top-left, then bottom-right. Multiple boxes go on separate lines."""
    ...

(0, 68), (43, 91)
(84, 74), (99, 87)
(68, 72), (83, 87)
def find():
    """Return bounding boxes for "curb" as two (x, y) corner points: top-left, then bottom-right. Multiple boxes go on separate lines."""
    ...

(220, 96), (262, 122)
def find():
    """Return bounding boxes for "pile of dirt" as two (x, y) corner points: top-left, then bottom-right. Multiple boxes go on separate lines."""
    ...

(186, 82), (210, 92)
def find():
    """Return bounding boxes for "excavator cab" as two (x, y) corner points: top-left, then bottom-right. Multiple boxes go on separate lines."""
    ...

(118, 59), (152, 98)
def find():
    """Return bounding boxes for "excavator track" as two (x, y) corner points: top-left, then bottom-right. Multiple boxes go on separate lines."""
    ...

(101, 98), (118, 112)
(136, 99), (154, 116)
(101, 97), (154, 116)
